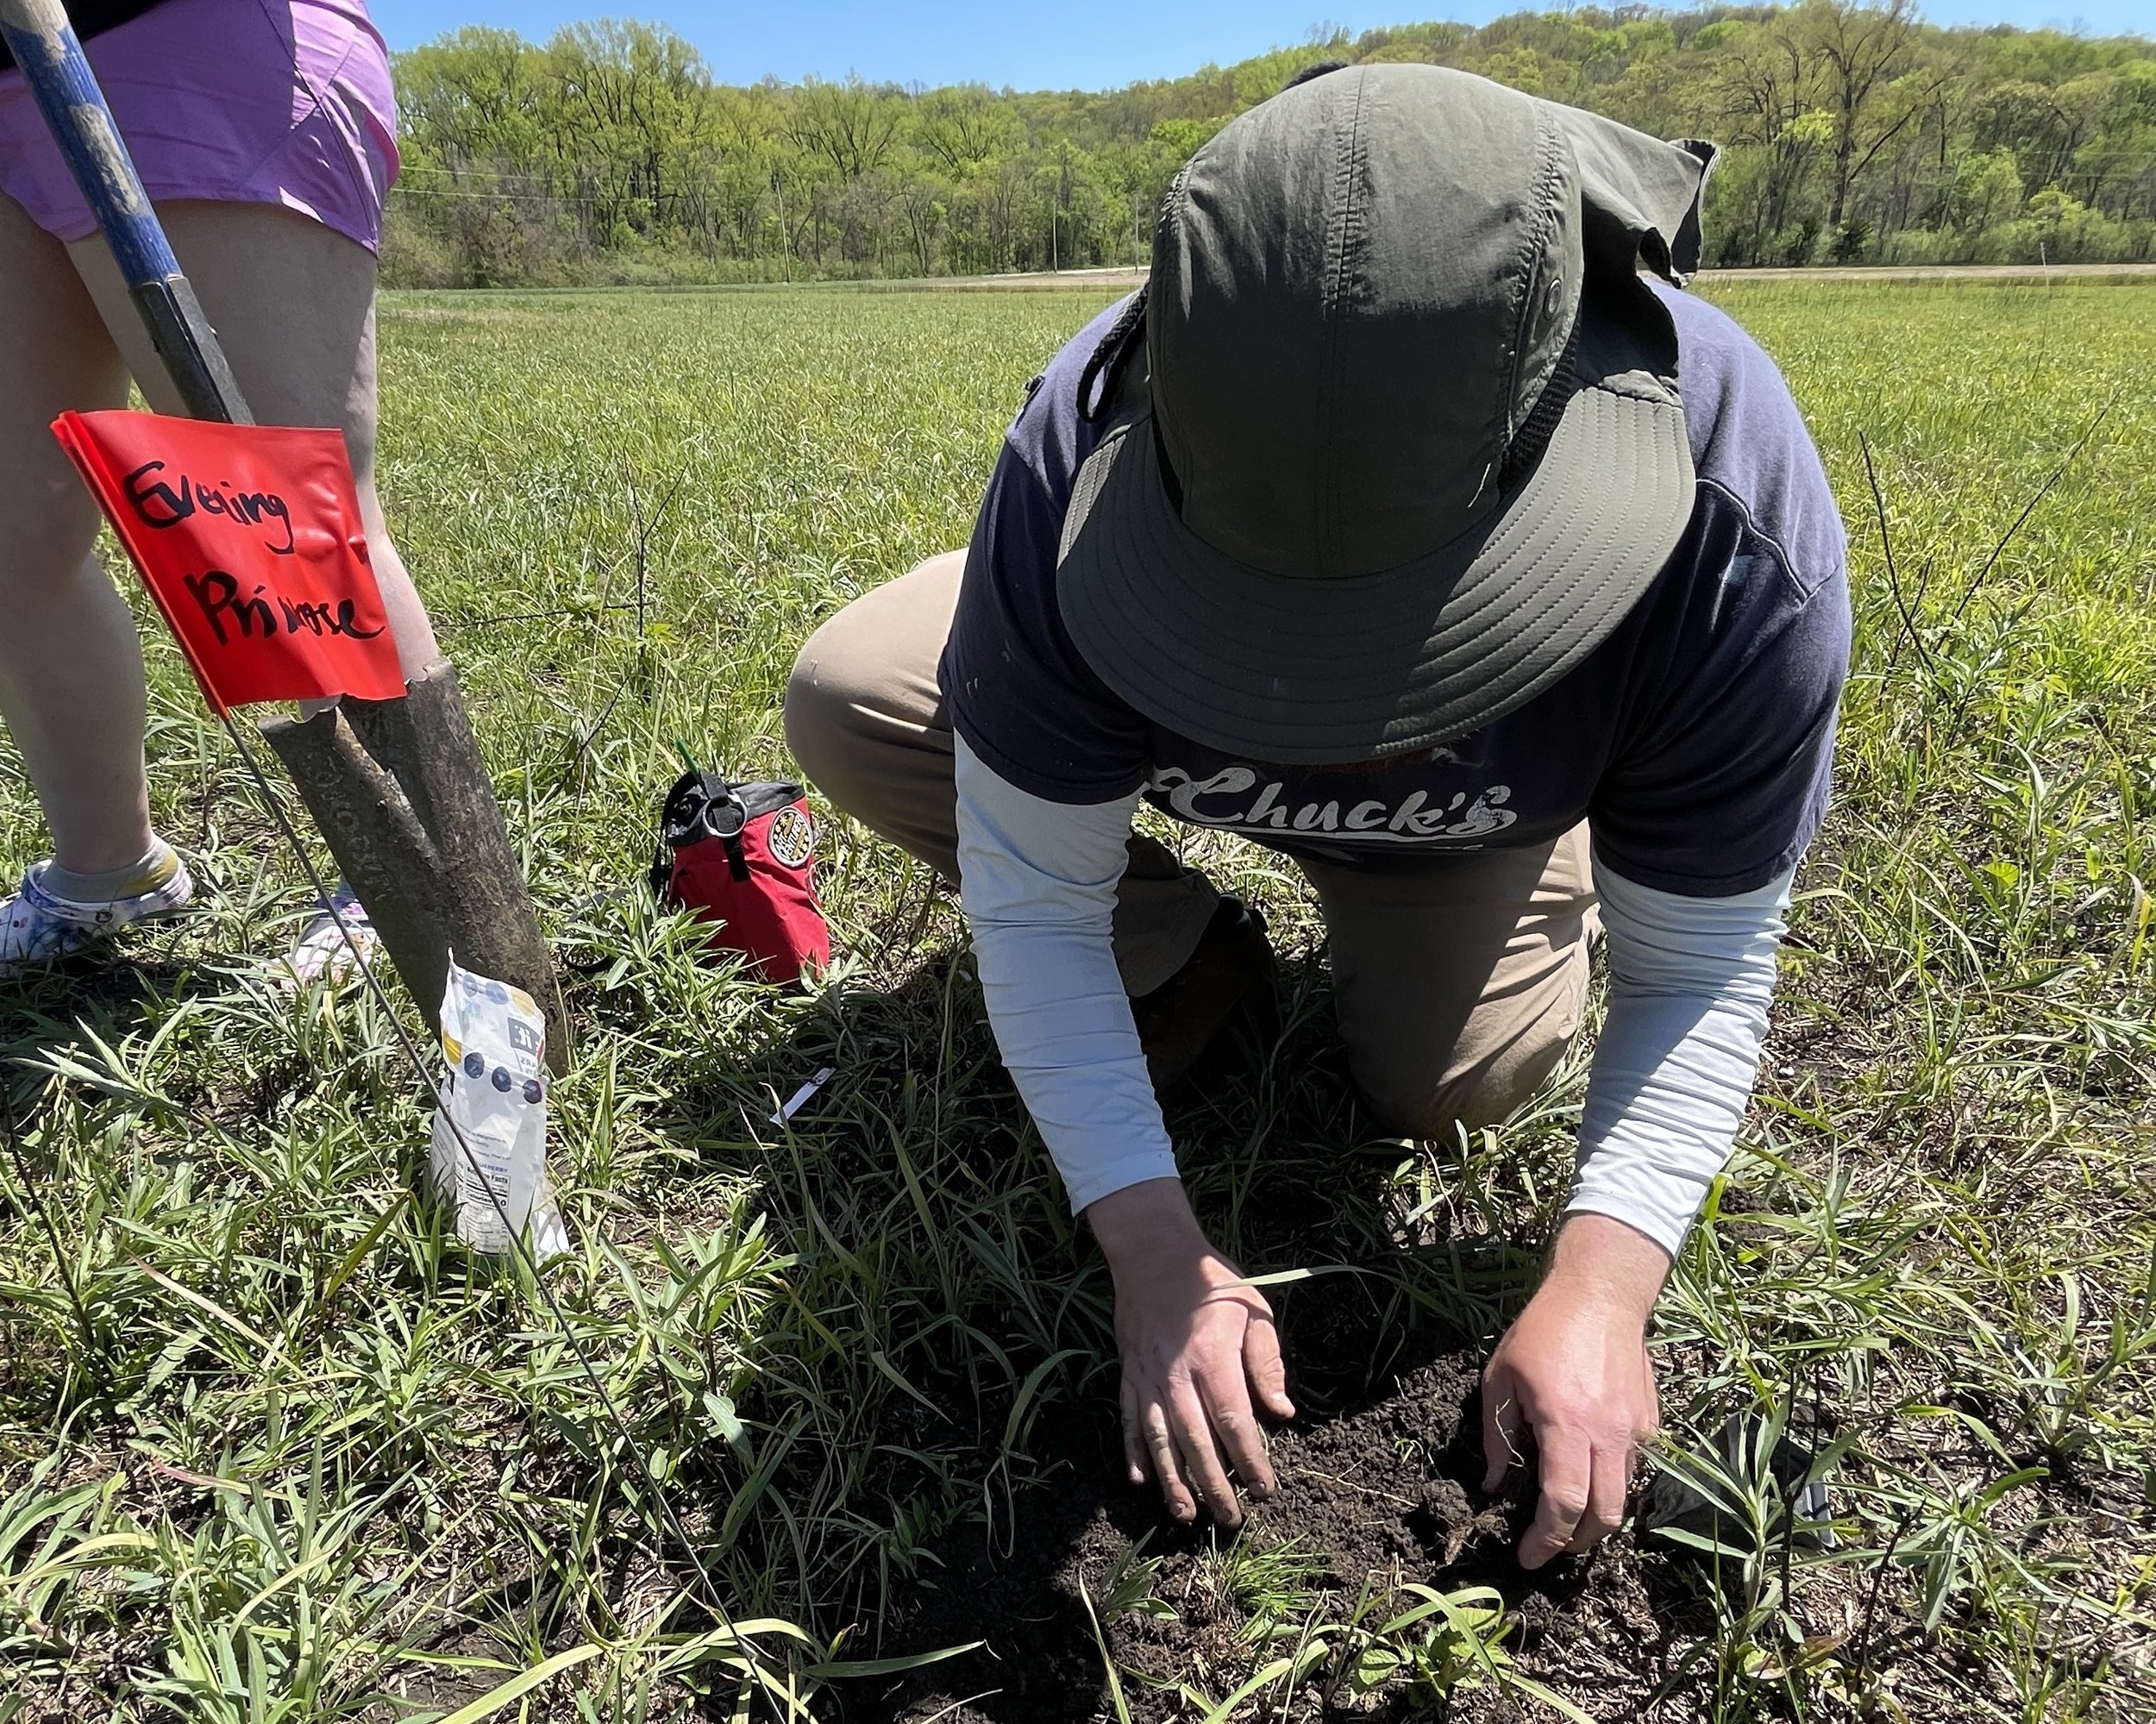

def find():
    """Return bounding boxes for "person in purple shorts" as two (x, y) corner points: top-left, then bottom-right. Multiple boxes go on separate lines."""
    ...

(0, 0), (429, 975)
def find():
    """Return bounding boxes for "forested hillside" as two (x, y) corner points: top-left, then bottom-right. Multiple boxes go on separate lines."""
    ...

(384, 3), (2156, 285)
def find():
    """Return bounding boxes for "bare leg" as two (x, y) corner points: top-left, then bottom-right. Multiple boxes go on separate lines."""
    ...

(67, 202), (446, 975)
(66, 200), (440, 675)
(0, 193), (158, 876)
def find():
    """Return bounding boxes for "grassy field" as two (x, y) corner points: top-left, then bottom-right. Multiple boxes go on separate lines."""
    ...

(1, 275), (2152, 1722)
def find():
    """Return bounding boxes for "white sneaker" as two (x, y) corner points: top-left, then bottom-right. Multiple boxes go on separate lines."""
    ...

(279, 884), (381, 988)
(0, 857), (196, 972)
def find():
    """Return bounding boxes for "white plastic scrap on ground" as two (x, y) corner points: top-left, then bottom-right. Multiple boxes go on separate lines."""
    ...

(430, 956), (568, 1258)
(770, 1066), (835, 1126)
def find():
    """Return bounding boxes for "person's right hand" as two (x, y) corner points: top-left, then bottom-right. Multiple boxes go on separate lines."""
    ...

(1086, 1178), (1295, 1527)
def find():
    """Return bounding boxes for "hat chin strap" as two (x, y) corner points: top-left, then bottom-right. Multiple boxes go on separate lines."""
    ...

(1149, 411), (1188, 518)
(1076, 285), (1150, 425)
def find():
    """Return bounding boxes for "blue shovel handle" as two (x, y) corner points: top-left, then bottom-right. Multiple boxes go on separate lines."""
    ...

(0, 0), (252, 422)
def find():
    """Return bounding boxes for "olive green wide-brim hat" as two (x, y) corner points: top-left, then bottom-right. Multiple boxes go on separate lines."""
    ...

(1056, 63), (1715, 762)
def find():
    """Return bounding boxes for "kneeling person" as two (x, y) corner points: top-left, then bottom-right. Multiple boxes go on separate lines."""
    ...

(786, 65), (1849, 1568)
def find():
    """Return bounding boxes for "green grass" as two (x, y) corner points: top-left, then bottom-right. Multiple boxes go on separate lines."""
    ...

(1, 277), (2152, 1721)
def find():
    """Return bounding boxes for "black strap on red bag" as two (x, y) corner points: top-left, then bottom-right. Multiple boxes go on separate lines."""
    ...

(649, 771), (830, 985)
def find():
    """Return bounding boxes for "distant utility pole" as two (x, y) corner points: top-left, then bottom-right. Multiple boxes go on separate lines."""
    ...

(773, 170), (791, 285)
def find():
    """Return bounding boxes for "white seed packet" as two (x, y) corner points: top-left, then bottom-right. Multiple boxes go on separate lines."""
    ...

(429, 956), (568, 1258)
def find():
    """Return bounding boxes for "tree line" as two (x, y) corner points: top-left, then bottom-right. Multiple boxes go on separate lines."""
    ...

(383, 3), (2156, 287)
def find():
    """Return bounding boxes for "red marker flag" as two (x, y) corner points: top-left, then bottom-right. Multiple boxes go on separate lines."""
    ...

(51, 411), (406, 713)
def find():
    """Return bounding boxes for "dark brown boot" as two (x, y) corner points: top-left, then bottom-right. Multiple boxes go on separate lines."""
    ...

(1133, 898), (1276, 1094)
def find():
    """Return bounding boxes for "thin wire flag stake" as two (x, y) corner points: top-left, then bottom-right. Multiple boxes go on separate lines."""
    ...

(0, 1), (799, 1708)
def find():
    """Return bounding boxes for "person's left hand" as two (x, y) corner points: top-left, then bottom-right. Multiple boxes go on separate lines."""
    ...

(1479, 1213), (1669, 1569)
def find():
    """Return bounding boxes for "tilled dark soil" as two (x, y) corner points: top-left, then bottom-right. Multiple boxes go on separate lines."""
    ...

(859, 1348), (1680, 1723)
(827, 990), (1696, 1722)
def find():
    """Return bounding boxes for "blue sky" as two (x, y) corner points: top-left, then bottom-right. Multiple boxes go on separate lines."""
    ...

(368, 3), (2154, 91)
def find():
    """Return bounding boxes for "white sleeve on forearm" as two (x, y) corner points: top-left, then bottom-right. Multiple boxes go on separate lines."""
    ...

(953, 733), (1178, 1213)
(1569, 858), (1793, 1257)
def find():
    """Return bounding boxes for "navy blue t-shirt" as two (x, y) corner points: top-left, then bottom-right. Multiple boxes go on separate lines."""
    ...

(941, 283), (1851, 897)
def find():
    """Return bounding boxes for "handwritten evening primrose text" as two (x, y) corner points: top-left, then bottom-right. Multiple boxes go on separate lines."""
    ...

(124, 459), (296, 555)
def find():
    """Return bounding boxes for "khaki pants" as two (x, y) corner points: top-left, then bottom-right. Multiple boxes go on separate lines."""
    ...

(785, 553), (1598, 1140)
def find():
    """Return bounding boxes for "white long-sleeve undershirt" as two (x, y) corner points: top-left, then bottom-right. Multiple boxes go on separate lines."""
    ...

(1571, 862), (1787, 1254)
(954, 733), (1789, 1254)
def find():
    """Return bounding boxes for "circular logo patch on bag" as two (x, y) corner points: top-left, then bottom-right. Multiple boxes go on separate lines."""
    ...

(768, 806), (816, 868)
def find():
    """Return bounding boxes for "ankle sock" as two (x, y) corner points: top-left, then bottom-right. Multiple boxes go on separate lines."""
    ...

(43, 838), (182, 905)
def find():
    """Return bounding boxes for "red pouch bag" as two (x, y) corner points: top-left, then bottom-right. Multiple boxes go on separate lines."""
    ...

(649, 772), (830, 985)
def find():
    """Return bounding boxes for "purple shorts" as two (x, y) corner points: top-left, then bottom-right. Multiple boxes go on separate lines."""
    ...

(0, 0), (398, 254)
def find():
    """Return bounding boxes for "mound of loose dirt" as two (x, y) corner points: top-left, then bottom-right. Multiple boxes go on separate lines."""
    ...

(837, 994), (1696, 1722)
(863, 1349), (1676, 1723)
